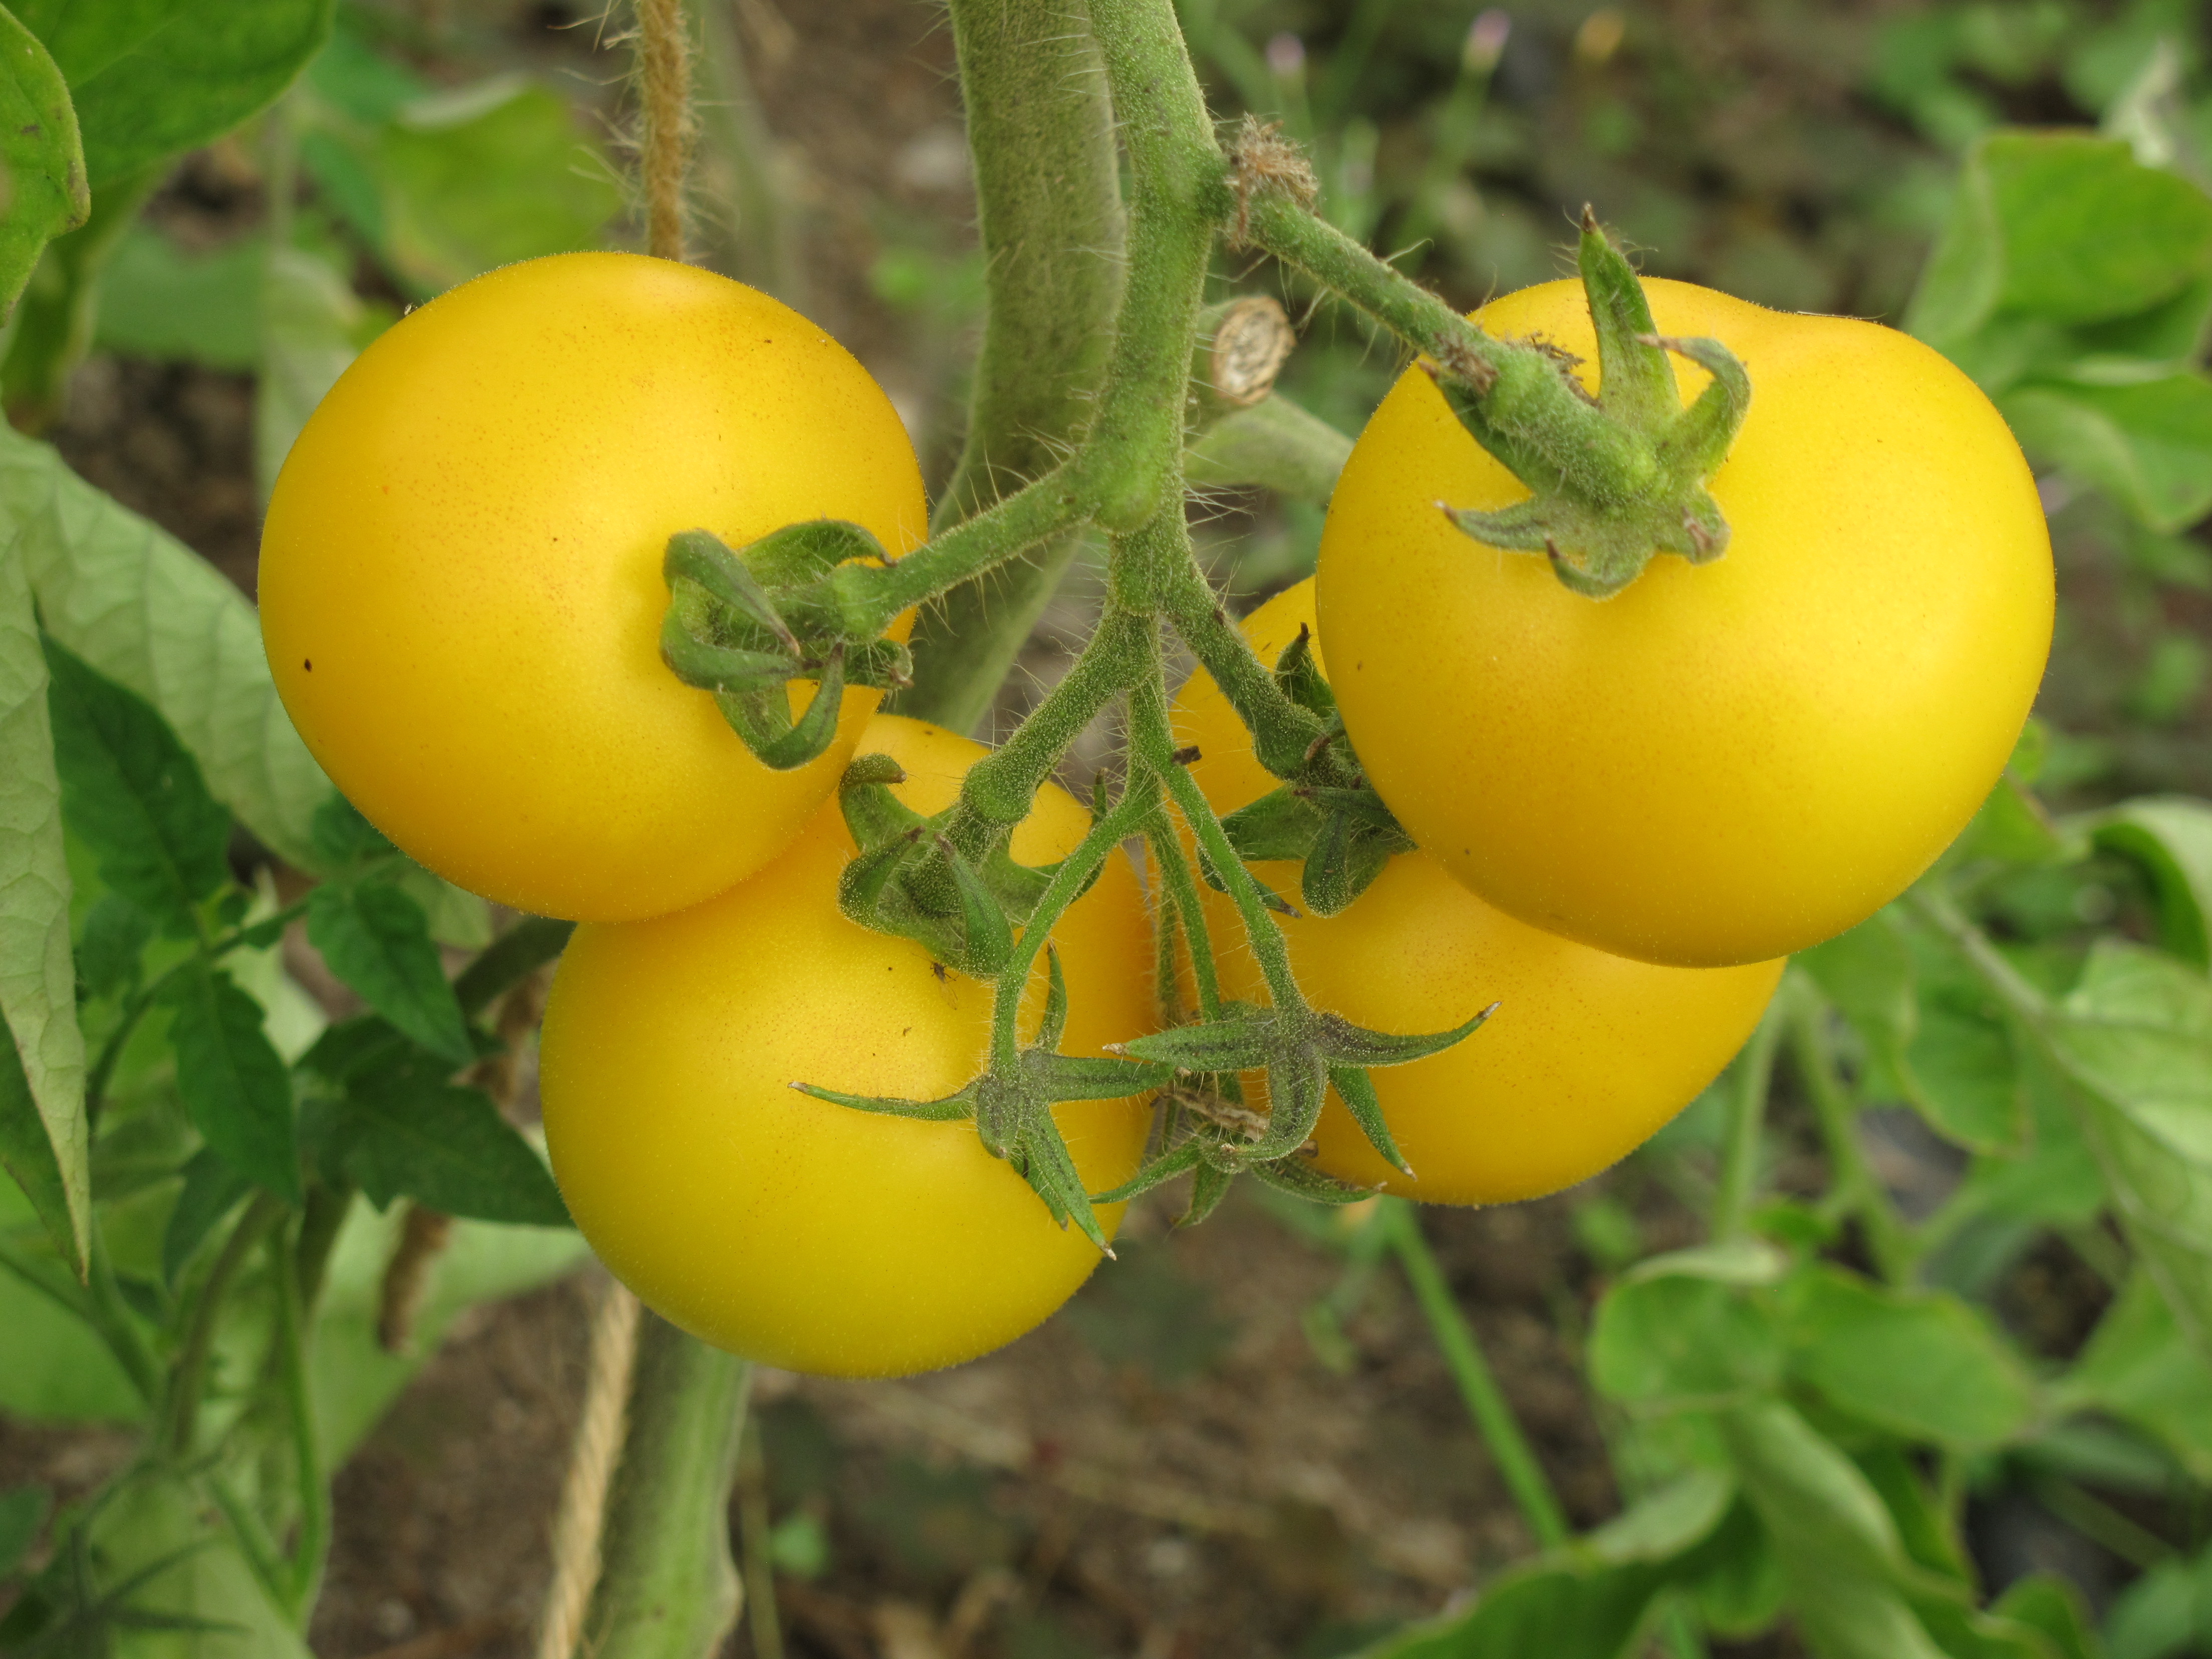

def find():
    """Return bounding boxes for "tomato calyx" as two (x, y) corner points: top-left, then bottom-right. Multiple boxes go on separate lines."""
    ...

(793, 948), (1171, 1250)
(1205, 623), (1414, 916)
(1434, 210), (1751, 600)
(659, 525), (914, 769)
(834, 753), (1100, 981)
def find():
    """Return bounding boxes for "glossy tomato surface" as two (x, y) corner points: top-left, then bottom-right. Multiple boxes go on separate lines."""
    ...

(538, 714), (1155, 1377)
(260, 252), (925, 922)
(1317, 279), (2052, 967)
(1174, 581), (1784, 1203)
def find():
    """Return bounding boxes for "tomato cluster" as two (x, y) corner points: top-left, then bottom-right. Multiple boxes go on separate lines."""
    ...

(260, 255), (2052, 1377)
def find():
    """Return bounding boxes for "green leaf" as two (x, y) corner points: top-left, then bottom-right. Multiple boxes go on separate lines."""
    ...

(2046, 940), (2212, 1357)
(1779, 1266), (2037, 1450)
(75, 891), (151, 1000)
(15, 0), (334, 187)
(2058, 1271), (2212, 1483)
(80, 1470), (312, 1658)
(1719, 1401), (1952, 1659)
(1988, 1576), (2102, 1659)
(1910, 131), (2212, 350)
(0, 5), (87, 319)
(2001, 375), (2212, 534)
(1, 423), (333, 871)
(1900, 928), (2027, 1155)
(2089, 797), (2212, 969)
(0, 528), (84, 1272)
(1589, 1276), (1783, 1411)
(0, 1163), (140, 1421)
(1353, 1558), (1673, 1658)
(0, 1483), (48, 1580)
(326, 1064), (568, 1227)
(41, 634), (229, 935)
(91, 227), (263, 372)
(158, 1147), (249, 1286)
(160, 961), (297, 1203)
(305, 882), (471, 1065)
(1802, 908), (1915, 1048)
(364, 78), (620, 295)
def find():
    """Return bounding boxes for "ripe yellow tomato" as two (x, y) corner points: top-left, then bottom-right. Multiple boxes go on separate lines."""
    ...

(538, 714), (1155, 1377)
(1317, 279), (2052, 967)
(260, 253), (925, 922)
(1174, 581), (1784, 1203)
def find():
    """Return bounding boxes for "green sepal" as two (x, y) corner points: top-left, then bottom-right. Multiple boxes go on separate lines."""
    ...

(839, 758), (924, 849)
(1039, 1052), (1177, 1100)
(1120, 1007), (1282, 1071)
(789, 1079), (976, 1122)
(1242, 1049), (1329, 1160)
(1272, 625), (1336, 717)
(659, 612), (799, 694)
(943, 838), (1017, 979)
(742, 518), (886, 590)
(1437, 212), (1750, 600)
(665, 528), (797, 651)
(1090, 1137), (1205, 1206)
(1245, 1153), (1379, 1206)
(715, 643), (847, 770)
(1221, 786), (1324, 861)
(1316, 1003), (1496, 1068)
(1181, 1159), (1234, 1226)
(1329, 1063), (1411, 1175)
(973, 1071), (1027, 1160)
(1194, 840), (1298, 914)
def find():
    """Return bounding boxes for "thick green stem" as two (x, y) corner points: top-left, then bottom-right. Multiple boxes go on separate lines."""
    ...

(1385, 1200), (1569, 1548)
(899, 0), (1126, 731)
(1713, 999), (1786, 1240)
(583, 1316), (751, 1659)
(1159, 547), (1336, 780)
(845, 463), (1090, 636)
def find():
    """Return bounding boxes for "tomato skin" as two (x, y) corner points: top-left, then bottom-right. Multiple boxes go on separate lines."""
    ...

(538, 714), (1154, 1378)
(259, 252), (925, 923)
(1317, 279), (2053, 968)
(1174, 581), (1784, 1203)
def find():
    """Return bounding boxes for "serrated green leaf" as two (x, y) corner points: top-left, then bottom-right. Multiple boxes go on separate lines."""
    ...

(15, 0), (334, 187)
(2090, 797), (2212, 970)
(367, 78), (620, 296)
(0, 529), (84, 1272)
(331, 1064), (568, 1226)
(2059, 1271), (2212, 1484)
(1, 424), (333, 871)
(306, 882), (471, 1065)
(2046, 940), (2212, 1358)
(41, 633), (229, 935)
(161, 961), (297, 1202)
(2002, 375), (2212, 534)
(0, 5), (87, 320)
(1779, 1266), (2037, 1450)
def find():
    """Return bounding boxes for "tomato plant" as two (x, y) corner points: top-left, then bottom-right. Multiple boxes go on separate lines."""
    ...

(538, 713), (1154, 1377)
(1318, 278), (2056, 969)
(260, 251), (926, 923)
(1175, 580), (1784, 1203)
(7, 6), (2212, 1659)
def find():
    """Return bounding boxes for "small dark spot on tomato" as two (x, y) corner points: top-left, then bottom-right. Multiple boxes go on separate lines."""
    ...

(304, 659), (313, 671)
(902, 1027), (911, 1036)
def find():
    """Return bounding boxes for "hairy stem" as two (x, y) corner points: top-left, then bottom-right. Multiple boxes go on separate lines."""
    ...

(898, 0), (1127, 731)
(583, 1316), (751, 1659)
(637, 0), (695, 261)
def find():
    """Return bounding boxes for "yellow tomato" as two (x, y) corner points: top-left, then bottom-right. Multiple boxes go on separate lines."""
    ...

(1317, 279), (2053, 967)
(260, 253), (925, 922)
(538, 714), (1155, 1377)
(1174, 581), (1784, 1203)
